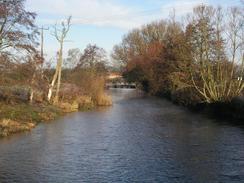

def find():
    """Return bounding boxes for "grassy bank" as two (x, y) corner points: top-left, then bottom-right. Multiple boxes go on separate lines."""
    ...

(0, 102), (63, 137)
(0, 93), (112, 137)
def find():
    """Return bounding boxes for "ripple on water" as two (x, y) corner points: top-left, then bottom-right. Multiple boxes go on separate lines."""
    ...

(0, 89), (243, 183)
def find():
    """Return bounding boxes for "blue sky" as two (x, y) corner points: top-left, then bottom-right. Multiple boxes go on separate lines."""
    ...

(25, 0), (242, 60)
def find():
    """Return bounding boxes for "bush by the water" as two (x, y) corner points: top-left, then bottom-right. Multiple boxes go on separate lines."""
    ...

(95, 93), (112, 106)
(0, 119), (35, 137)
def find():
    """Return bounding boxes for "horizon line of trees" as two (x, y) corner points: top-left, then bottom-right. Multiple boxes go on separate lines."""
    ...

(112, 4), (244, 105)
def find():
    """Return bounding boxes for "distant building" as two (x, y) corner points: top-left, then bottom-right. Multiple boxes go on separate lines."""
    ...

(107, 72), (122, 80)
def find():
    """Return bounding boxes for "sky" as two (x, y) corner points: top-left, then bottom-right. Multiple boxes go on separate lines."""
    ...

(25, 0), (242, 60)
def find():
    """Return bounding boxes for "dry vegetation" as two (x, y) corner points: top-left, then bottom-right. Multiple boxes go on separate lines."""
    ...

(113, 5), (244, 106)
(0, 102), (62, 137)
(0, 0), (112, 137)
(0, 119), (35, 137)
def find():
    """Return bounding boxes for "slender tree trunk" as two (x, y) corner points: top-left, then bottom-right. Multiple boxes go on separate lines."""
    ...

(29, 88), (34, 103)
(48, 16), (71, 103)
(54, 43), (63, 104)
(47, 66), (59, 102)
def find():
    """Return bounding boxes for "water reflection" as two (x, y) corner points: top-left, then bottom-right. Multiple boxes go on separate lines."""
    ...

(0, 89), (243, 183)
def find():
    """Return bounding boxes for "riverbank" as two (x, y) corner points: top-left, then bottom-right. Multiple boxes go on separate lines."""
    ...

(0, 102), (62, 137)
(170, 94), (244, 122)
(0, 94), (112, 137)
(199, 97), (244, 122)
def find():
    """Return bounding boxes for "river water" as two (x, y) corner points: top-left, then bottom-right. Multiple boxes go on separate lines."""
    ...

(0, 89), (244, 183)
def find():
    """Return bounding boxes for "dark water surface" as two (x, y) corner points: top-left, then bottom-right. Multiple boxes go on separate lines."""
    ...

(0, 89), (244, 183)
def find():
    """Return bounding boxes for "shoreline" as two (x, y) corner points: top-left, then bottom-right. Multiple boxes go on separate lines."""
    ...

(0, 103), (65, 137)
(142, 89), (244, 122)
(170, 94), (244, 123)
(0, 97), (112, 138)
(1, 89), (243, 138)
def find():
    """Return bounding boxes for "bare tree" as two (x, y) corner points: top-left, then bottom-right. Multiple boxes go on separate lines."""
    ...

(190, 6), (244, 102)
(47, 16), (71, 103)
(76, 44), (107, 70)
(0, 0), (38, 54)
(112, 20), (168, 68)
(65, 48), (81, 69)
(227, 7), (244, 95)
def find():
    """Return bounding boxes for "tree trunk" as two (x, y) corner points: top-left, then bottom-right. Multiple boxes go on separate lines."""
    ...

(53, 42), (63, 104)
(29, 88), (34, 103)
(47, 65), (59, 102)
(48, 16), (71, 103)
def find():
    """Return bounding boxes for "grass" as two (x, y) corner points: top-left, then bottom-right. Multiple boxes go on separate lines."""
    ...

(95, 93), (112, 106)
(0, 119), (35, 137)
(0, 102), (63, 137)
(0, 93), (112, 137)
(0, 102), (62, 123)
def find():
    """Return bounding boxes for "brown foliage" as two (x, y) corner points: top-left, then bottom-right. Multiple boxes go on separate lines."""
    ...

(112, 5), (244, 104)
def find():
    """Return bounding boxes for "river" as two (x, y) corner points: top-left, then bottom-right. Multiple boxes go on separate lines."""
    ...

(0, 89), (244, 183)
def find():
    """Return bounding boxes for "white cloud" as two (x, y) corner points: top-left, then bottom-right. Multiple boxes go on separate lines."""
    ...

(26, 0), (209, 30)
(26, 0), (134, 29)
(161, 0), (209, 17)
